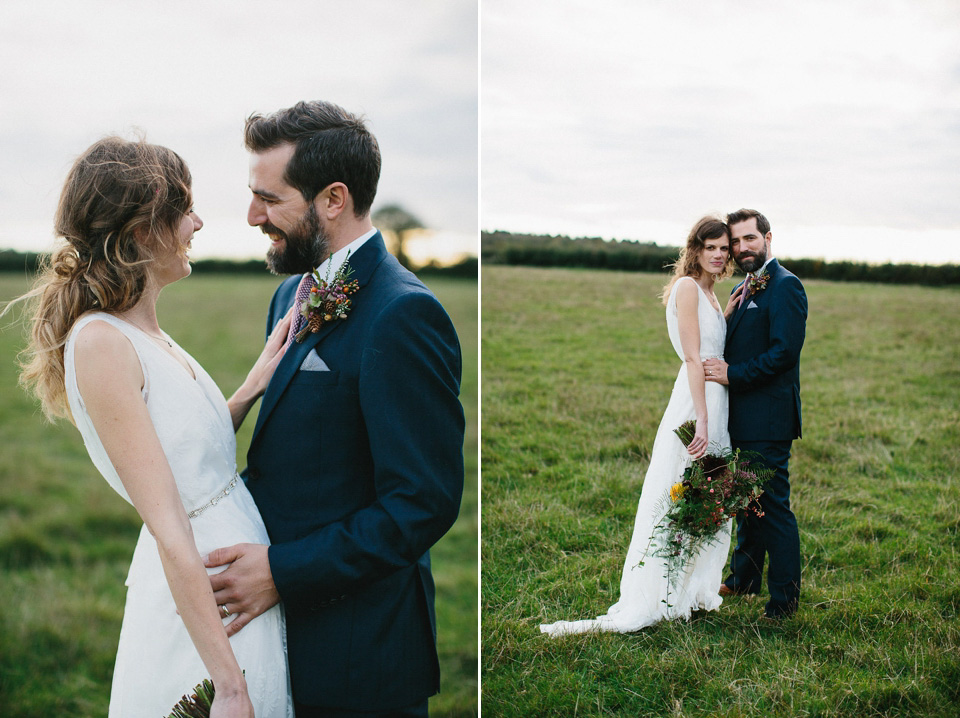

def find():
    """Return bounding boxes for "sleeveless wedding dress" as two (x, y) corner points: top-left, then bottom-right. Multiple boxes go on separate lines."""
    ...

(64, 313), (293, 717)
(541, 277), (732, 636)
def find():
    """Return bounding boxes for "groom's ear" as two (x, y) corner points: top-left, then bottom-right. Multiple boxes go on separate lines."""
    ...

(315, 182), (350, 220)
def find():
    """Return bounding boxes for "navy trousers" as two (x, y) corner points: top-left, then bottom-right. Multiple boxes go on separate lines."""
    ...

(725, 439), (801, 617)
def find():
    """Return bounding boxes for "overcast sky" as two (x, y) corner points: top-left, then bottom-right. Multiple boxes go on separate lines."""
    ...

(482, 0), (960, 264)
(0, 0), (477, 263)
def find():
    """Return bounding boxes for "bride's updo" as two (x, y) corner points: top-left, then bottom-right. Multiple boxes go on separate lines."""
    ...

(17, 136), (192, 421)
(660, 215), (734, 305)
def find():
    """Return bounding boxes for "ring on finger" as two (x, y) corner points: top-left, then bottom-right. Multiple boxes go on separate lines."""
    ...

(220, 604), (231, 619)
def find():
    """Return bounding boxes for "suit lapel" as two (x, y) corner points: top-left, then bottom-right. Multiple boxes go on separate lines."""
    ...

(726, 279), (749, 339)
(250, 232), (389, 446)
(727, 259), (780, 340)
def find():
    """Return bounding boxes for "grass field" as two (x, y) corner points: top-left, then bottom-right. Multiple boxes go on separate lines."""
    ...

(481, 265), (960, 717)
(0, 272), (477, 717)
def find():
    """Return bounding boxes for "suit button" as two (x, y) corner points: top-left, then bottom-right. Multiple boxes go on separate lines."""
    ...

(248, 468), (261, 481)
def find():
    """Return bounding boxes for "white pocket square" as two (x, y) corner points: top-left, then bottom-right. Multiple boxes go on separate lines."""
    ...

(299, 351), (331, 371)
(746, 300), (759, 309)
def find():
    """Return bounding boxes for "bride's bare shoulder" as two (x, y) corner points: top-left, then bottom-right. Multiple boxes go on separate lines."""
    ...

(72, 316), (129, 351)
(673, 276), (699, 303)
(72, 318), (142, 389)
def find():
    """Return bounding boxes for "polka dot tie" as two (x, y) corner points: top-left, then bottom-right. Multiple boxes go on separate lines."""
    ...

(286, 273), (317, 346)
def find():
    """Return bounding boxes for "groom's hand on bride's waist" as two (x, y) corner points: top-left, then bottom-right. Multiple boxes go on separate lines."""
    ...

(703, 358), (729, 385)
(204, 543), (280, 637)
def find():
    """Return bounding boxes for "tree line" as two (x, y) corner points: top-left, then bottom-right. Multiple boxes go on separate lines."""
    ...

(482, 231), (960, 286)
(0, 203), (477, 279)
(0, 249), (476, 279)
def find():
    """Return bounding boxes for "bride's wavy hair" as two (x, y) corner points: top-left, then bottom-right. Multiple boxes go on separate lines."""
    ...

(12, 136), (192, 422)
(660, 215), (734, 305)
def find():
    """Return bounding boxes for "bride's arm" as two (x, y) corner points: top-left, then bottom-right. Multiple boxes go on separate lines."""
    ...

(74, 322), (253, 717)
(675, 280), (709, 458)
(226, 312), (291, 432)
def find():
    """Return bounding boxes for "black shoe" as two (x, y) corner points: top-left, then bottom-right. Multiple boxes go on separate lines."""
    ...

(764, 599), (798, 620)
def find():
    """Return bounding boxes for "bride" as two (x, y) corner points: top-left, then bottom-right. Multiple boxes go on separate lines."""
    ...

(541, 216), (740, 636)
(17, 137), (293, 716)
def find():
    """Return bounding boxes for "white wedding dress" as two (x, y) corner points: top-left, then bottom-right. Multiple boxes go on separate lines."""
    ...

(541, 277), (732, 636)
(64, 313), (293, 717)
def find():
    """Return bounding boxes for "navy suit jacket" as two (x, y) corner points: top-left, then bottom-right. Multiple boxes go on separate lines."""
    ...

(725, 258), (807, 442)
(244, 233), (464, 710)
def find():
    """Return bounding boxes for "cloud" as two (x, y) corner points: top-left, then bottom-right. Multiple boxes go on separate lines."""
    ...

(481, 0), (960, 261)
(0, 0), (477, 258)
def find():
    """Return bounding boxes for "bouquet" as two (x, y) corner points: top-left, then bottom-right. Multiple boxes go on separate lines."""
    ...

(640, 420), (771, 605)
(167, 678), (216, 718)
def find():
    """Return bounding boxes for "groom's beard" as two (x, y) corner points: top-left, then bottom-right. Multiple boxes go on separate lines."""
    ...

(735, 246), (767, 273)
(264, 204), (330, 275)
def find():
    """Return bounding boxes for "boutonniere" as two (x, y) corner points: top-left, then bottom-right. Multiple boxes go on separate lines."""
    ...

(747, 269), (769, 296)
(295, 252), (361, 342)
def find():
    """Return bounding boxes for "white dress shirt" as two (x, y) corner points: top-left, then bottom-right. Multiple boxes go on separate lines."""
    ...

(310, 227), (377, 281)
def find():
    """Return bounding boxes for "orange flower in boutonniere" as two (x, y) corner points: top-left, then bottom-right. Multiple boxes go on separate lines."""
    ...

(747, 269), (770, 296)
(295, 252), (361, 343)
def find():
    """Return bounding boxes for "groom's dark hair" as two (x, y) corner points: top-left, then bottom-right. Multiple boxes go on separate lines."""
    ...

(726, 208), (771, 236)
(244, 101), (381, 217)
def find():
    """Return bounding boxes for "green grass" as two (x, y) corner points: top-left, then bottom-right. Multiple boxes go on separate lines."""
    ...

(481, 265), (960, 718)
(0, 272), (477, 717)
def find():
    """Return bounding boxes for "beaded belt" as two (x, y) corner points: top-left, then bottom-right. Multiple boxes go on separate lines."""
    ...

(187, 474), (240, 519)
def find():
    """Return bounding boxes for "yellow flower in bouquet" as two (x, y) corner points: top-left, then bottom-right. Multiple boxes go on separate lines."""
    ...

(669, 482), (686, 502)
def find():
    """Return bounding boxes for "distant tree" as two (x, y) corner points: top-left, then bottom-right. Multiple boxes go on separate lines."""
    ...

(372, 203), (426, 269)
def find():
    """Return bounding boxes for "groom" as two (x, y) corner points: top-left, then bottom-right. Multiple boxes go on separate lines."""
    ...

(704, 208), (806, 620)
(205, 101), (465, 717)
